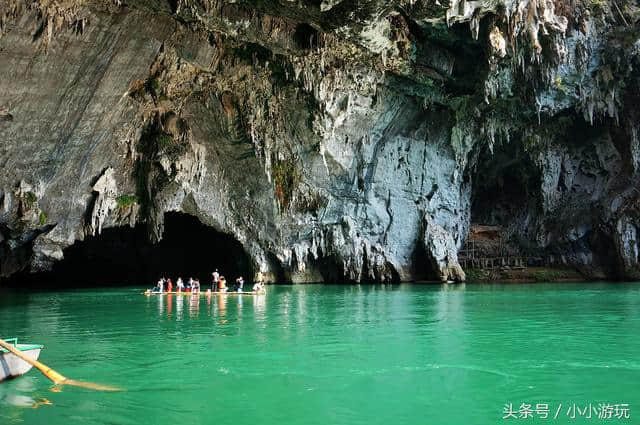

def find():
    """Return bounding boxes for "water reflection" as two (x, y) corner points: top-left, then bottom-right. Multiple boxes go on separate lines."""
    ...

(189, 294), (199, 318)
(217, 294), (227, 323)
(176, 294), (184, 321)
(280, 292), (291, 331)
(0, 378), (52, 414)
(253, 294), (266, 320)
(148, 291), (272, 327)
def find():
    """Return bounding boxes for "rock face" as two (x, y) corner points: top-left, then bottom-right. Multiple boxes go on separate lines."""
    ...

(1, 0), (640, 283)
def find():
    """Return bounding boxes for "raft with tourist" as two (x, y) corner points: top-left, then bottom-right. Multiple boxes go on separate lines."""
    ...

(144, 272), (266, 296)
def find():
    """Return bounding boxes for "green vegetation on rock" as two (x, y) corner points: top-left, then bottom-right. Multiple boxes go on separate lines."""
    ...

(24, 191), (37, 205)
(146, 77), (161, 96)
(554, 75), (568, 94)
(465, 268), (490, 281)
(531, 269), (571, 282)
(116, 194), (138, 209)
(272, 158), (301, 209)
(156, 133), (174, 150)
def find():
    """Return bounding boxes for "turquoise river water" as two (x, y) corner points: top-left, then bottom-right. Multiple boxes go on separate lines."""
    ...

(1, 283), (639, 424)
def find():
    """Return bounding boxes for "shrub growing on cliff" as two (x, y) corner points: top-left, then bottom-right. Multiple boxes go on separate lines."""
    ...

(38, 211), (47, 226)
(116, 194), (138, 209)
(156, 133), (174, 150)
(24, 191), (37, 205)
(20, 191), (38, 213)
(146, 77), (161, 97)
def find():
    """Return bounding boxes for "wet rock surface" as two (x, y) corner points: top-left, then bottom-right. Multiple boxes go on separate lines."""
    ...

(1, 0), (640, 283)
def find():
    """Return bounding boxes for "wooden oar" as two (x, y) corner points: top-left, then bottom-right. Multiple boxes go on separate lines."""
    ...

(0, 338), (120, 391)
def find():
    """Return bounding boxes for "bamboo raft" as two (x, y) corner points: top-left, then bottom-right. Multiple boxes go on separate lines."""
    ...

(144, 290), (265, 296)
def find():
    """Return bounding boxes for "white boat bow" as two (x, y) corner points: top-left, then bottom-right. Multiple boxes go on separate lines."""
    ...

(0, 339), (43, 382)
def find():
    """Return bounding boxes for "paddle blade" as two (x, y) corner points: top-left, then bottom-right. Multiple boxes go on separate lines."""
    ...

(61, 379), (122, 392)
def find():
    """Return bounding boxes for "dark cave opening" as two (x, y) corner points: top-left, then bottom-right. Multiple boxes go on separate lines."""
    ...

(10, 212), (254, 288)
(471, 143), (541, 227)
(293, 23), (319, 50)
(468, 141), (543, 259)
(411, 240), (437, 282)
(416, 20), (488, 97)
(167, 0), (179, 14)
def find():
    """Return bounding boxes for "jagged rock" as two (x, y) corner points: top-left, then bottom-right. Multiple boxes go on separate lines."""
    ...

(615, 216), (639, 278)
(423, 215), (466, 282)
(88, 168), (118, 236)
(488, 26), (506, 58)
(320, 1), (343, 12)
(1, 1), (640, 283)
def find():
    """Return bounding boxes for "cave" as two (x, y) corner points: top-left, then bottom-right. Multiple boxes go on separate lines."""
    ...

(471, 142), (541, 228)
(293, 23), (319, 50)
(11, 212), (254, 288)
(467, 140), (543, 260)
(411, 241), (437, 282)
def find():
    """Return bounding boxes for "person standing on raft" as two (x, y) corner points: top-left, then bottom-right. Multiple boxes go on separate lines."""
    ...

(167, 278), (173, 293)
(176, 277), (184, 292)
(212, 269), (220, 291)
(236, 276), (244, 292)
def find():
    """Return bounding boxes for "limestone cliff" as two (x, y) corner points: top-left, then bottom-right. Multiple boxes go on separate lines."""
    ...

(1, 0), (639, 283)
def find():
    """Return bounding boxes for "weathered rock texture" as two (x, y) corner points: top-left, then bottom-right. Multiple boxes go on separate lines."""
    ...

(1, 0), (640, 283)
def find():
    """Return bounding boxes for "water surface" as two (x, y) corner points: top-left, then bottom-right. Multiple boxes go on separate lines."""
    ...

(1, 283), (639, 424)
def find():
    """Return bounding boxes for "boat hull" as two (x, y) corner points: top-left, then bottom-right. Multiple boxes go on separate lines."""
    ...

(0, 345), (41, 382)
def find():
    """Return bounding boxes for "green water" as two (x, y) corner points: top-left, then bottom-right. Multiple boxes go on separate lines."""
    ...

(1, 283), (639, 424)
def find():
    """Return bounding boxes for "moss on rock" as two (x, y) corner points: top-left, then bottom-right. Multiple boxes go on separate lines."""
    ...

(116, 194), (138, 209)
(272, 158), (301, 209)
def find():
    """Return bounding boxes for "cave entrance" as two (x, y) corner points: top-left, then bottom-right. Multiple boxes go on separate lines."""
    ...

(471, 143), (540, 227)
(17, 212), (253, 287)
(411, 240), (437, 282)
(466, 141), (542, 261)
(293, 23), (319, 50)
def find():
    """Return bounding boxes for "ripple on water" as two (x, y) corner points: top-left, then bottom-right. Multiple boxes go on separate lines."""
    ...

(1, 283), (639, 425)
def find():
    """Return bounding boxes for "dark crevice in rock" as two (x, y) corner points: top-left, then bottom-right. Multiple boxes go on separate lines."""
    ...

(589, 228), (622, 279)
(417, 21), (487, 96)
(305, 255), (346, 283)
(293, 23), (319, 50)
(134, 116), (188, 233)
(0, 223), (55, 280)
(410, 240), (437, 281)
(167, 0), (179, 14)
(265, 251), (287, 283)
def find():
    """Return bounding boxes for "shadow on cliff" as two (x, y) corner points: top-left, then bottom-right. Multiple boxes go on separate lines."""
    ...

(6, 212), (253, 288)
